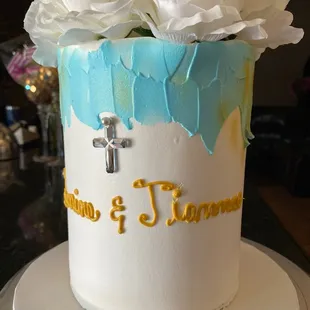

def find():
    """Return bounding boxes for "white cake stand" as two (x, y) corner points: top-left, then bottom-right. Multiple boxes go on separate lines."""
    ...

(10, 240), (310, 310)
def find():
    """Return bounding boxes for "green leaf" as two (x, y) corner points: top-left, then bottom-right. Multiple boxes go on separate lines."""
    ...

(132, 27), (154, 38)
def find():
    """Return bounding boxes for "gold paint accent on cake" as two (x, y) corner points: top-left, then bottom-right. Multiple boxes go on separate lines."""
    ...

(134, 178), (243, 227)
(133, 179), (177, 227)
(110, 196), (126, 234)
(166, 187), (183, 226)
(167, 191), (243, 226)
(195, 203), (211, 222)
(243, 60), (255, 143)
(62, 167), (243, 229)
(229, 109), (243, 152)
(63, 168), (101, 222)
(210, 202), (220, 217)
(182, 203), (197, 223)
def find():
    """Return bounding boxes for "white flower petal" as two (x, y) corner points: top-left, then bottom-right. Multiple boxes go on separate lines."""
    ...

(236, 23), (268, 41)
(238, 6), (304, 53)
(62, 0), (91, 11)
(24, 0), (141, 66)
(99, 20), (143, 38)
(91, 0), (132, 14)
(31, 37), (59, 67)
(155, 0), (219, 20)
(24, 0), (65, 40)
(208, 18), (266, 36)
(58, 28), (100, 45)
(252, 47), (267, 60)
(140, 0), (303, 58)
(222, 0), (244, 11)
(148, 25), (197, 43)
(202, 33), (229, 41)
(24, 0), (304, 65)
(158, 5), (241, 32)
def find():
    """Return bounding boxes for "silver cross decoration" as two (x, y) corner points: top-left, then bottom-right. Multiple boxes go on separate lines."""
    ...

(93, 117), (128, 174)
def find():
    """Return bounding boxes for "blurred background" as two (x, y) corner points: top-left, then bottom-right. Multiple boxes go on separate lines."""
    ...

(0, 0), (309, 294)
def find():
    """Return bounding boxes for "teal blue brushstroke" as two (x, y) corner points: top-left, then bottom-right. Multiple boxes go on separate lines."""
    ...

(134, 76), (171, 125)
(165, 78), (199, 137)
(58, 38), (255, 154)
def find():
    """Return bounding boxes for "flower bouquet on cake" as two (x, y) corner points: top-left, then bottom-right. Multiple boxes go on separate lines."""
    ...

(25, 0), (303, 66)
(22, 1), (304, 310)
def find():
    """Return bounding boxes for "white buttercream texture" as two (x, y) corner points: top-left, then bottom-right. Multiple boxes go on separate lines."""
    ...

(24, 0), (303, 66)
(65, 108), (245, 310)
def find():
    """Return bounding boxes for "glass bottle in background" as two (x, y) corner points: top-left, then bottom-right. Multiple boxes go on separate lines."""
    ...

(33, 91), (64, 166)
(33, 103), (52, 163)
(48, 91), (64, 168)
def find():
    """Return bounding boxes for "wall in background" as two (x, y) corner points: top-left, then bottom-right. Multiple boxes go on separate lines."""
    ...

(0, 0), (31, 43)
(254, 0), (310, 107)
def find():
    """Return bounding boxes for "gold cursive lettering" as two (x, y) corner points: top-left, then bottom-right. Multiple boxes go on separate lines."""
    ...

(182, 203), (197, 223)
(195, 203), (211, 223)
(110, 196), (126, 234)
(167, 191), (243, 227)
(63, 169), (101, 222)
(133, 179), (177, 227)
(210, 202), (220, 217)
(166, 188), (183, 226)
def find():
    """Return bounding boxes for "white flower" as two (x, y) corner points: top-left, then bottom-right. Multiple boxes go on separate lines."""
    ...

(238, 1), (304, 59)
(61, 0), (93, 11)
(135, 0), (304, 58)
(24, 0), (142, 67)
(134, 0), (264, 42)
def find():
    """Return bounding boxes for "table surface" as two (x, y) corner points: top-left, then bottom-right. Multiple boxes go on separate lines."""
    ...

(0, 154), (310, 292)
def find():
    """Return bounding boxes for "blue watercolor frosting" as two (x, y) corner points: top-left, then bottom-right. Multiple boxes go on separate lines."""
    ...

(58, 38), (255, 154)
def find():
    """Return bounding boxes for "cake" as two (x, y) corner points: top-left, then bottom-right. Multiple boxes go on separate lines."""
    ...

(24, 1), (304, 310)
(59, 38), (252, 310)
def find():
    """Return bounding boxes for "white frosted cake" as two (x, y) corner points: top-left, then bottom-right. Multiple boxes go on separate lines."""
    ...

(58, 38), (253, 310)
(24, 1), (304, 310)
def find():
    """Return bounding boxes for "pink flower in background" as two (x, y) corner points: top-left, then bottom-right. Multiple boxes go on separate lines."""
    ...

(7, 46), (40, 85)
